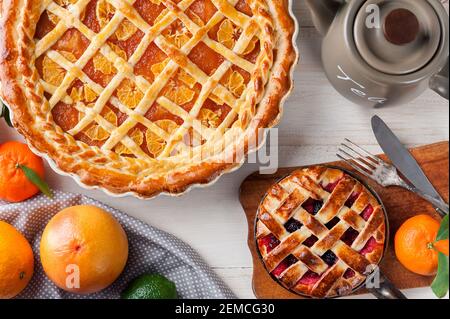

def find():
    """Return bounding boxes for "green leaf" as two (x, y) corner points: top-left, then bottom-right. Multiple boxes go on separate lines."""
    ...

(1, 103), (13, 127)
(431, 252), (449, 298)
(17, 164), (53, 199)
(436, 215), (449, 242)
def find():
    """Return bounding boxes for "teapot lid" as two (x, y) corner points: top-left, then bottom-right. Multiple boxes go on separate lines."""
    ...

(354, 0), (442, 75)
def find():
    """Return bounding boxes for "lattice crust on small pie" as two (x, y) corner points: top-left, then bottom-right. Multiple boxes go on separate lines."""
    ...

(0, 0), (298, 198)
(256, 166), (386, 298)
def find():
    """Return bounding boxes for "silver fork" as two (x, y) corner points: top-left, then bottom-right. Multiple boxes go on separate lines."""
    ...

(337, 139), (449, 217)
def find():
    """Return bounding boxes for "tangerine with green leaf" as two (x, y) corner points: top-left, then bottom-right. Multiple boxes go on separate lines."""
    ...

(395, 214), (449, 276)
(0, 141), (46, 202)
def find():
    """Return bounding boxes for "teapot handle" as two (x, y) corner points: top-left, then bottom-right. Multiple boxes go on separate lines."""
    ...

(429, 57), (449, 100)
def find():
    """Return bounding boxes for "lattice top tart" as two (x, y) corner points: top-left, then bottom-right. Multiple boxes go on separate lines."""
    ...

(0, 0), (297, 198)
(256, 166), (386, 298)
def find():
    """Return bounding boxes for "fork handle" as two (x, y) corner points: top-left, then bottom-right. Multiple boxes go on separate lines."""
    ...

(403, 184), (449, 217)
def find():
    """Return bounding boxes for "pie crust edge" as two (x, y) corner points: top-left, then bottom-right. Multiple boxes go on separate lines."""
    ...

(0, 0), (299, 198)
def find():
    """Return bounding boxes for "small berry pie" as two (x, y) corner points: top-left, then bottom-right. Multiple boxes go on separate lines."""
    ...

(256, 166), (386, 298)
(0, 0), (297, 198)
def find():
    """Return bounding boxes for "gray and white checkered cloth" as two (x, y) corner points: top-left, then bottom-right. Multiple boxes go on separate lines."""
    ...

(0, 191), (236, 299)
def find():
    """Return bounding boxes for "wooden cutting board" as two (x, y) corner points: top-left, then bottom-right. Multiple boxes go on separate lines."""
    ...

(239, 142), (449, 299)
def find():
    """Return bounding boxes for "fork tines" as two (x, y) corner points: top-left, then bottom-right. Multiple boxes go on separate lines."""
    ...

(337, 139), (381, 178)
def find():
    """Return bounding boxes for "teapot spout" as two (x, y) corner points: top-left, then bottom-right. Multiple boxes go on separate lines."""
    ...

(305, 0), (342, 36)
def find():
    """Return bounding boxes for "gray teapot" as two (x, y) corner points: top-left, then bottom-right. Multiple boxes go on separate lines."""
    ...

(306, 0), (449, 107)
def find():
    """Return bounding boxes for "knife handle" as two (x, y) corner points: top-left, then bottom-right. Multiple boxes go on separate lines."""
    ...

(406, 185), (449, 217)
(436, 207), (448, 218)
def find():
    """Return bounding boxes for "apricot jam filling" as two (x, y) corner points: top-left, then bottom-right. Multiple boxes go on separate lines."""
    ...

(34, 0), (260, 158)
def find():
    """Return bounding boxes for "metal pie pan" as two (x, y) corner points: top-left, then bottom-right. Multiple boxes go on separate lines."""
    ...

(253, 165), (396, 299)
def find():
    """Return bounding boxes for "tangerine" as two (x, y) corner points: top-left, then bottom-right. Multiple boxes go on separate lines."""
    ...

(395, 214), (449, 276)
(0, 141), (45, 202)
(0, 221), (34, 299)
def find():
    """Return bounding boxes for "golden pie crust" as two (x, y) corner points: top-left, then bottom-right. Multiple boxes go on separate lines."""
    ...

(0, 0), (298, 198)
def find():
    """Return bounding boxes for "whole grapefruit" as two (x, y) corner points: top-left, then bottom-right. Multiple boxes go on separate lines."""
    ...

(40, 205), (128, 294)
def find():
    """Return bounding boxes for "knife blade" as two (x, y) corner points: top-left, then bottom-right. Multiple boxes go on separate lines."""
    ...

(371, 115), (444, 202)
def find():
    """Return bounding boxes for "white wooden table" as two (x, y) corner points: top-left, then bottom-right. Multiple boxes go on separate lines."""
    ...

(1, 1), (448, 299)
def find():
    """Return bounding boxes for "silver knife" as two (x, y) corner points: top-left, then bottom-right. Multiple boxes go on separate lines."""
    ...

(371, 115), (448, 215)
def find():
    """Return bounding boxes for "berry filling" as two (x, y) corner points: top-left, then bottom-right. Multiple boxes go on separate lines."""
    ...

(271, 255), (298, 277)
(321, 250), (338, 266)
(360, 237), (380, 256)
(321, 180), (340, 193)
(303, 235), (319, 247)
(325, 217), (340, 229)
(259, 234), (280, 254)
(345, 192), (360, 208)
(343, 268), (356, 279)
(298, 271), (321, 286)
(361, 204), (374, 221)
(302, 198), (323, 215)
(284, 218), (303, 233)
(341, 227), (359, 246)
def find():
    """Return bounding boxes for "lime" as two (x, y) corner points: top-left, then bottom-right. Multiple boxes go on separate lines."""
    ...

(121, 274), (178, 299)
